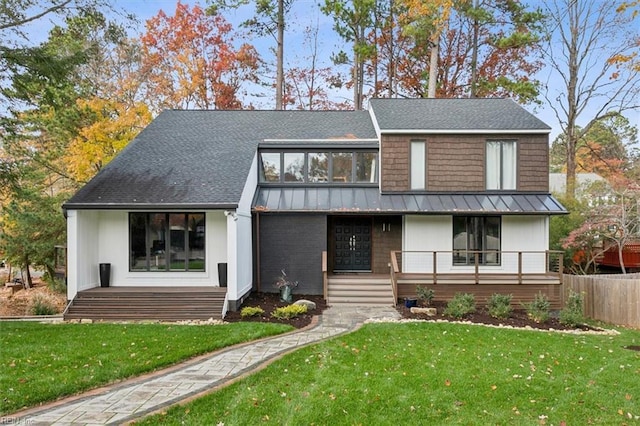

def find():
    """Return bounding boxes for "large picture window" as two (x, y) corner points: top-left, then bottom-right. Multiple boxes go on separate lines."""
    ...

(486, 141), (516, 190)
(130, 213), (205, 272)
(453, 216), (501, 265)
(259, 150), (378, 184)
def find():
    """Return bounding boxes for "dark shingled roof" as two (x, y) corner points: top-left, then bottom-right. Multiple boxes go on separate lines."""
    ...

(63, 110), (376, 209)
(368, 98), (551, 132)
(254, 188), (567, 215)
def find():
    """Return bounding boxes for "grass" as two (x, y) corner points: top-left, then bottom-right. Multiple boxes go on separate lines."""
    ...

(1, 321), (292, 415)
(137, 322), (640, 425)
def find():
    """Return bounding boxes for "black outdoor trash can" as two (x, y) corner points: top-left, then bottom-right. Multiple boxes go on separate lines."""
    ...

(218, 263), (228, 287)
(99, 263), (111, 288)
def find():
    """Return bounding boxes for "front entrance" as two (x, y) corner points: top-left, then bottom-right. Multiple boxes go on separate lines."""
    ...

(332, 217), (372, 272)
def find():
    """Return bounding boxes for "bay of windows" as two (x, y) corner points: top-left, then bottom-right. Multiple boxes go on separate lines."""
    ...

(260, 150), (378, 184)
(453, 216), (501, 265)
(130, 213), (205, 272)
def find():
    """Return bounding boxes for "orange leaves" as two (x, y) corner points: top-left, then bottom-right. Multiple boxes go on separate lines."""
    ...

(140, 1), (259, 112)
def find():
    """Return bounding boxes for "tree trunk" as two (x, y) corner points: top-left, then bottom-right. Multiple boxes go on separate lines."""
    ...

(275, 0), (284, 110)
(469, 9), (479, 98)
(564, 0), (580, 199)
(23, 255), (32, 289)
(617, 245), (627, 274)
(427, 39), (438, 98)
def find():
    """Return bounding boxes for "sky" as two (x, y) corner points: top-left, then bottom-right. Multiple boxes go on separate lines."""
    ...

(15, 0), (640, 144)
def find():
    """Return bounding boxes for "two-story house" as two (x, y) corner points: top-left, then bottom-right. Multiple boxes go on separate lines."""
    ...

(63, 98), (567, 320)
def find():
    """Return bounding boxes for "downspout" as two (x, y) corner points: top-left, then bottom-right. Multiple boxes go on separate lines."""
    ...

(256, 212), (261, 292)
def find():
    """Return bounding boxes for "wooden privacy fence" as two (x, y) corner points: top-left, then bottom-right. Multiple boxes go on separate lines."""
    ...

(563, 273), (640, 328)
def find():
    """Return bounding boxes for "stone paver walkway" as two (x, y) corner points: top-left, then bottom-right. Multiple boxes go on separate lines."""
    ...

(14, 305), (400, 426)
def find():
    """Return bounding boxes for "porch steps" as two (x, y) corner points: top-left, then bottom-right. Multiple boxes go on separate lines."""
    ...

(64, 287), (226, 321)
(327, 276), (395, 306)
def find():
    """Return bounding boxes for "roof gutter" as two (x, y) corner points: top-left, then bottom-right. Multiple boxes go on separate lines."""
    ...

(61, 203), (239, 210)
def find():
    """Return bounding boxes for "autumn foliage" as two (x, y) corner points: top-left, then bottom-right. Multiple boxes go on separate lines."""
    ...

(140, 1), (260, 112)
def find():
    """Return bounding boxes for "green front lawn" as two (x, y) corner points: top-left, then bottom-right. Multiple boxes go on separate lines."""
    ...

(1, 321), (293, 415)
(138, 322), (640, 425)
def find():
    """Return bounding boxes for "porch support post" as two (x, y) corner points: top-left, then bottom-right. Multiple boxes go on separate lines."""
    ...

(518, 252), (523, 284)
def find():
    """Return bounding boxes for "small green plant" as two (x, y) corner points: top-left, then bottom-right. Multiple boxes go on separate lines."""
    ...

(559, 290), (585, 327)
(240, 306), (265, 318)
(487, 293), (513, 319)
(443, 293), (476, 319)
(416, 286), (435, 306)
(524, 292), (551, 323)
(271, 304), (307, 320)
(28, 293), (59, 316)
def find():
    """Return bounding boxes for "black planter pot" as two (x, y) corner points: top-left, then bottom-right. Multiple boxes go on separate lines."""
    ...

(99, 263), (111, 288)
(218, 263), (228, 287)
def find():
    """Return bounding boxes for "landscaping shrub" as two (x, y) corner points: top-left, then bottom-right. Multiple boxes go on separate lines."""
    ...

(28, 293), (59, 316)
(559, 290), (585, 327)
(443, 293), (476, 319)
(487, 293), (513, 319)
(524, 292), (550, 323)
(416, 286), (435, 306)
(240, 306), (265, 318)
(271, 304), (307, 320)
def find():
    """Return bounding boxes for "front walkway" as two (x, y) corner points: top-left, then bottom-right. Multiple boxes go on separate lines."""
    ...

(14, 305), (400, 425)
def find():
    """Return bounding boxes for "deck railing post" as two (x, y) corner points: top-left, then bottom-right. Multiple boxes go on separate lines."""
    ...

(558, 252), (564, 278)
(433, 251), (437, 285)
(322, 251), (328, 300)
(518, 252), (523, 284)
(474, 252), (479, 284)
(390, 251), (399, 302)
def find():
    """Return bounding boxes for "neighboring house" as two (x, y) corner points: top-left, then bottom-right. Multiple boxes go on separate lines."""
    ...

(63, 98), (567, 318)
(549, 172), (607, 197)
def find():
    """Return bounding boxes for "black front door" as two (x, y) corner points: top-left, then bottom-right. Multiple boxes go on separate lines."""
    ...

(333, 217), (372, 272)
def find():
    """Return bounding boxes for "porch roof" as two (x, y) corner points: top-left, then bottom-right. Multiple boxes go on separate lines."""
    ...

(253, 187), (567, 215)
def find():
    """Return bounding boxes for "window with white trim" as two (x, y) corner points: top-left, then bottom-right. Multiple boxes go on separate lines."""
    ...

(410, 140), (426, 190)
(486, 140), (516, 190)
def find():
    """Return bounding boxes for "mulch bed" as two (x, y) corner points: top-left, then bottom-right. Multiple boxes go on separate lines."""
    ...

(395, 300), (597, 331)
(228, 292), (598, 332)
(224, 292), (327, 329)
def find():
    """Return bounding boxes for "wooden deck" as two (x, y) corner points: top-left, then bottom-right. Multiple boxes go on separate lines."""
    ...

(64, 287), (227, 321)
(389, 250), (564, 308)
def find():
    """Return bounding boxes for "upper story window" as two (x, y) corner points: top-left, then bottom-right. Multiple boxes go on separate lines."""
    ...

(486, 140), (517, 190)
(410, 140), (426, 190)
(259, 150), (378, 184)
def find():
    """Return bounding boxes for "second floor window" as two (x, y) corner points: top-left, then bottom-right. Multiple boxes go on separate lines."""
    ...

(260, 150), (378, 184)
(410, 140), (426, 190)
(486, 140), (516, 190)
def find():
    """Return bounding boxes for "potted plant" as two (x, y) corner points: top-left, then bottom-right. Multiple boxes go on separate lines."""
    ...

(274, 269), (298, 303)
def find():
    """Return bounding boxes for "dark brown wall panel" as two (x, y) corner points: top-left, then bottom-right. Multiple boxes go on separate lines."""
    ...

(380, 133), (549, 192)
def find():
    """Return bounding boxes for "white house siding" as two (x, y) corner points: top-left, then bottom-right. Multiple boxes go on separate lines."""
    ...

(402, 215), (549, 274)
(229, 154), (258, 307)
(66, 209), (100, 300)
(403, 216), (452, 273)
(66, 209), (229, 300)
(502, 216), (549, 273)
